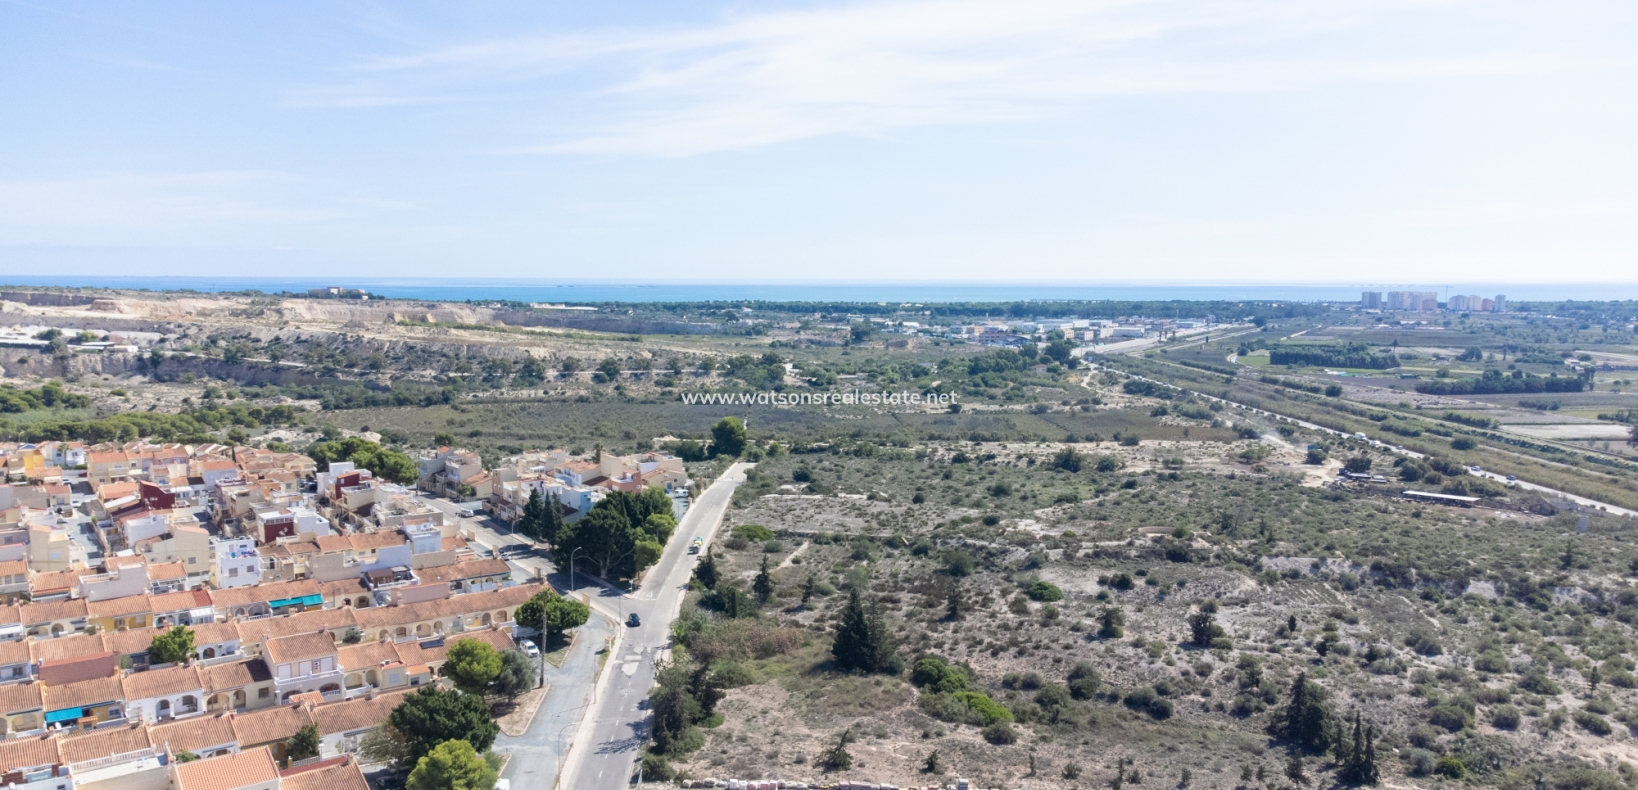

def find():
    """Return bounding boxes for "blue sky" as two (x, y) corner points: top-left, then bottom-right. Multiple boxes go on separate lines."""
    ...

(2, 0), (1634, 283)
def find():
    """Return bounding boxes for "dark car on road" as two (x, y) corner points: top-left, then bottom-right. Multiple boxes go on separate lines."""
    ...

(627, 613), (641, 627)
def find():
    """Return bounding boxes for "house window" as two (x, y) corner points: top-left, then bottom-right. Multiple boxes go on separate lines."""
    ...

(187, 557), (196, 565)
(228, 567), (238, 578)
(311, 659), (323, 674)
(259, 687), (270, 699)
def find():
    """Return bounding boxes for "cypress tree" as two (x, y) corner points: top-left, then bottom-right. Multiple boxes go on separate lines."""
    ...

(543, 493), (566, 545)
(1274, 672), (1330, 752)
(1338, 710), (1379, 786)
(832, 588), (872, 670)
(518, 488), (546, 541)
(801, 575), (816, 607)
(692, 549), (719, 590)
(831, 588), (898, 673)
(753, 556), (774, 604)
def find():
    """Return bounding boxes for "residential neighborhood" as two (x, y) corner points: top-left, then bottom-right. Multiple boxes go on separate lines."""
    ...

(0, 436), (692, 788)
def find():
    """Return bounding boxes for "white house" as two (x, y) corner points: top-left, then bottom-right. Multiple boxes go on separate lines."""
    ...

(211, 538), (261, 590)
(120, 664), (205, 722)
(261, 632), (343, 703)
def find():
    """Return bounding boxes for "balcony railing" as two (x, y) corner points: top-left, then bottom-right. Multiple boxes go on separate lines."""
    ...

(69, 747), (157, 773)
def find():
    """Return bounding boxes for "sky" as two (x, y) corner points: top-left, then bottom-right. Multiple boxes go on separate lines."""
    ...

(1, 0), (1635, 284)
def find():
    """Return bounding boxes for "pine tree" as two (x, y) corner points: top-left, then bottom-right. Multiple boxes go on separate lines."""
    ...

(753, 556), (774, 604)
(801, 574), (816, 607)
(946, 587), (962, 620)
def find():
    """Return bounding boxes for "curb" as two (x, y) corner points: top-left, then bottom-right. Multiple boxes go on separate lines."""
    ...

(554, 613), (624, 790)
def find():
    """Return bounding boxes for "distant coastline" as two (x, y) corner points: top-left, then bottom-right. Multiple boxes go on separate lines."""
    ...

(3, 275), (1636, 304)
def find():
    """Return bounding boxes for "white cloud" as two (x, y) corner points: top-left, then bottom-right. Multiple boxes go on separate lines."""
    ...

(334, 0), (1592, 156)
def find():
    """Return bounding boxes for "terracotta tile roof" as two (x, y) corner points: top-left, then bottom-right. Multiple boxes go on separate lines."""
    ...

(278, 755), (347, 779)
(192, 620), (241, 645)
(0, 734), (61, 770)
(100, 625), (162, 656)
(264, 632), (338, 665)
(149, 712), (238, 754)
(315, 535), (350, 554)
(30, 632), (105, 663)
(85, 593), (153, 619)
(414, 558), (511, 585)
(235, 608), (356, 647)
(147, 561), (188, 580)
(174, 745), (280, 790)
(121, 663), (203, 700)
(150, 589), (213, 612)
(310, 690), (411, 737)
(0, 558), (26, 577)
(0, 680), (42, 713)
(279, 758), (370, 790)
(350, 583), (538, 631)
(317, 578), (369, 601)
(348, 531), (405, 551)
(203, 658), (272, 691)
(19, 597), (87, 624)
(231, 704), (314, 747)
(440, 537), (468, 552)
(0, 637), (30, 665)
(0, 604), (19, 626)
(335, 640), (399, 672)
(209, 579), (321, 611)
(57, 721), (151, 763)
(41, 674), (123, 711)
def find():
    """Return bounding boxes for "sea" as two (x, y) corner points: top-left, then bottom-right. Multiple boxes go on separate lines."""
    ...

(2, 276), (1635, 304)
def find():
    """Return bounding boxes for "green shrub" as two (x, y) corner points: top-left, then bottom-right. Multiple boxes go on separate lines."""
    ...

(911, 656), (970, 694)
(951, 692), (1013, 726)
(733, 524), (775, 542)
(1434, 757), (1467, 779)
(1067, 662), (1101, 700)
(982, 722), (1018, 745)
(1026, 581), (1063, 602)
(1573, 710), (1612, 736)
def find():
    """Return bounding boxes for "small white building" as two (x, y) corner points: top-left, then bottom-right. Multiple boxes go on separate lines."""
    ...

(120, 664), (205, 723)
(211, 538), (261, 590)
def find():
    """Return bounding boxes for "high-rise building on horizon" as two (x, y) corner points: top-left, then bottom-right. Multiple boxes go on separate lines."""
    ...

(1493, 295), (1507, 312)
(1387, 290), (1439, 311)
(1361, 291), (1383, 310)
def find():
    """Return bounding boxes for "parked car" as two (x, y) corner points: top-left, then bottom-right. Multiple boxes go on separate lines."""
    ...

(519, 639), (540, 658)
(627, 613), (641, 628)
(1506, 475), (1518, 482)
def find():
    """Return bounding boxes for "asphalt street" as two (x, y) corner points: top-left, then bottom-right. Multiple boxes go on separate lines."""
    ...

(558, 462), (754, 790)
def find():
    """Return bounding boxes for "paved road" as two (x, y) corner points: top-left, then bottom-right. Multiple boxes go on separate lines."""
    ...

(493, 609), (615, 790)
(560, 462), (754, 790)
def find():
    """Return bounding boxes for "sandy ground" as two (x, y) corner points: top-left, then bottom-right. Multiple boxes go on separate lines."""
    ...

(496, 684), (550, 737)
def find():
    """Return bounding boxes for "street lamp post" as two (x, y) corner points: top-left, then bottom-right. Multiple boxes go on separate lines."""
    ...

(568, 547), (586, 591)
